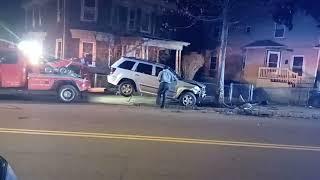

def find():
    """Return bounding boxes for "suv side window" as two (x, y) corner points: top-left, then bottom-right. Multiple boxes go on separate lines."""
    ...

(136, 63), (153, 75)
(118, 60), (136, 70)
(155, 67), (163, 76)
(0, 50), (18, 64)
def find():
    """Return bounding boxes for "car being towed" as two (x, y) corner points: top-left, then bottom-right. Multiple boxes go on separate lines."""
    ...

(107, 57), (206, 106)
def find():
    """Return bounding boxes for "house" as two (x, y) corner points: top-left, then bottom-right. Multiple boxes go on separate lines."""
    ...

(226, 12), (320, 89)
(22, 0), (189, 74)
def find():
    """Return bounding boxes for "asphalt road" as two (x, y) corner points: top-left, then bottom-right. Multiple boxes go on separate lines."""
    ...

(0, 99), (320, 180)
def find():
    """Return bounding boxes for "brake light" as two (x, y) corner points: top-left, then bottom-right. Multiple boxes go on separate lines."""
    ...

(110, 67), (116, 74)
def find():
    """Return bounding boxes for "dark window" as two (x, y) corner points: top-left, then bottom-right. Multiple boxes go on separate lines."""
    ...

(246, 26), (251, 33)
(141, 12), (151, 33)
(210, 57), (217, 70)
(84, 0), (96, 7)
(275, 24), (285, 38)
(128, 9), (136, 30)
(156, 67), (163, 76)
(82, 0), (97, 21)
(136, 63), (153, 75)
(118, 60), (135, 70)
(0, 50), (18, 64)
(292, 56), (303, 76)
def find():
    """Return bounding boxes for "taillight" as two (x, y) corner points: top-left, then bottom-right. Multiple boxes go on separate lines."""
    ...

(110, 67), (116, 74)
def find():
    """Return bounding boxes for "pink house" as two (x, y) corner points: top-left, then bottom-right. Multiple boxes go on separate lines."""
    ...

(226, 12), (320, 89)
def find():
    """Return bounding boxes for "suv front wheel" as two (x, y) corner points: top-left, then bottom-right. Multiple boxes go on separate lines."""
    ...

(180, 92), (197, 107)
(119, 81), (135, 97)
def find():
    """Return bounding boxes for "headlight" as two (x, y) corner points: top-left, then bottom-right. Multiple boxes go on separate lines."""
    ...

(191, 86), (201, 93)
(18, 40), (43, 65)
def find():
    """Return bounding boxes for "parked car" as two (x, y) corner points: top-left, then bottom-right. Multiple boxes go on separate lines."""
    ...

(107, 57), (206, 106)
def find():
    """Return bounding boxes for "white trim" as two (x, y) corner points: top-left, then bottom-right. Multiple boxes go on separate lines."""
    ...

(267, 51), (281, 68)
(291, 55), (305, 76)
(80, 0), (98, 22)
(55, 38), (63, 59)
(274, 23), (286, 38)
(316, 50), (320, 78)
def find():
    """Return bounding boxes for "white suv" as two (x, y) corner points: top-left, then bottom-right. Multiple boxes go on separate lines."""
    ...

(107, 57), (206, 106)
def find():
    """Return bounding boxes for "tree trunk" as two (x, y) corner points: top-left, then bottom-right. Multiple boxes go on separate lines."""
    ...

(217, 0), (230, 105)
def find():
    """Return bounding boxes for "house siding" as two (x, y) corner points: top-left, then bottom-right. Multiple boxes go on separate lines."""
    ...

(227, 12), (320, 86)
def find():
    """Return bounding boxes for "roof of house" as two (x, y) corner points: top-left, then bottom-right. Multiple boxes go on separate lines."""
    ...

(244, 40), (286, 48)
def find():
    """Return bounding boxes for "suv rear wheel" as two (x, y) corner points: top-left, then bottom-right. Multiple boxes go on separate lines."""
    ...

(58, 85), (79, 103)
(119, 81), (135, 97)
(180, 92), (197, 107)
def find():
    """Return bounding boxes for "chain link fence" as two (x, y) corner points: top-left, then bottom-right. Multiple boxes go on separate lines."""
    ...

(202, 82), (254, 105)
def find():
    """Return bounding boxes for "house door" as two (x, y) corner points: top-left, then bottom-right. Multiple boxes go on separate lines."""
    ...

(292, 56), (304, 76)
(267, 51), (280, 68)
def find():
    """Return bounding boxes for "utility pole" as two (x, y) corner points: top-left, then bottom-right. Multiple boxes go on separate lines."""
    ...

(217, 0), (230, 105)
(62, 0), (67, 58)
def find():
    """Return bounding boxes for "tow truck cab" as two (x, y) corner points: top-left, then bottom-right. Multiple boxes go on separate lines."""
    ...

(0, 47), (91, 102)
(0, 48), (27, 88)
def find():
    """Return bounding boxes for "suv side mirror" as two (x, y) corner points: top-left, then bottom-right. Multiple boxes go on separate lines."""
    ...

(0, 156), (16, 180)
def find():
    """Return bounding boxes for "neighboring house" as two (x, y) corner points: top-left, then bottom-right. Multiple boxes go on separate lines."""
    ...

(225, 12), (320, 89)
(22, 0), (189, 74)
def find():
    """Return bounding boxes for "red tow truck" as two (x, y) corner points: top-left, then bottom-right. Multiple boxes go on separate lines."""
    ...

(0, 44), (91, 102)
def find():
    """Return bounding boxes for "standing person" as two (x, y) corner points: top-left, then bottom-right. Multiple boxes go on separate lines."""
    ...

(157, 66), (177, 108)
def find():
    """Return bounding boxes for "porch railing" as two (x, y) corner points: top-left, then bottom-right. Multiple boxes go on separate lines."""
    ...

(258, 67), (301, 86)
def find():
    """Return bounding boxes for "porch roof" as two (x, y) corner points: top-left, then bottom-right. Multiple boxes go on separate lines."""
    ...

(243, 40), (286, 49)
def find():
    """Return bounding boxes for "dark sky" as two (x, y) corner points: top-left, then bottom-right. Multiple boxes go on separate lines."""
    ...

(0, 0), (26, 42)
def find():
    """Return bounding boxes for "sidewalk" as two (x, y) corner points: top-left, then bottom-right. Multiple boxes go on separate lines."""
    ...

(214, 105), (320, 120)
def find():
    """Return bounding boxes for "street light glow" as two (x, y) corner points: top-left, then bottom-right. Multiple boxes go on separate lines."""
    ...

(18, 40), (43, 65)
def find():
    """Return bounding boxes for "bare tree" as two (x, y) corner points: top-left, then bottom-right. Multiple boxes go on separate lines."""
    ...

(163, 0), (273, 105)
(182, 52), (205, 80)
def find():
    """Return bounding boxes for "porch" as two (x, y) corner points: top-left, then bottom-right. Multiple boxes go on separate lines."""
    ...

(257, 67), (302, 87)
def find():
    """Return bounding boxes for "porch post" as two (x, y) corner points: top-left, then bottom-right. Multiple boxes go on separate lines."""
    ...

(142, 46), (145, 59)
(178, 50), (182, 75)
(108, 43), (111, 67)
(146, 46), (149, 60)
(175, 50), (179, 73)
(156, 49), (160, 63)
(121, 45), (125, 57)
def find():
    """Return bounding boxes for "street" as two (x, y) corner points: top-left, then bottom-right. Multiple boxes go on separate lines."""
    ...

(0, 100), (320, 180)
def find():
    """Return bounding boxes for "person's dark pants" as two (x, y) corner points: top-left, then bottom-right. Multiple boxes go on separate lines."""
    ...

(156, 82), (169, 108)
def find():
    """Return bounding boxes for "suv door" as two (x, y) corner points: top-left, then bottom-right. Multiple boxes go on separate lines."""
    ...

(0, 50), (26, 88)
(134, 62), (158, 95)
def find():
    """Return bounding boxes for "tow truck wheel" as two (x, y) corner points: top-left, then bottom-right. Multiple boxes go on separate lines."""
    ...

(58, 85), (79, 103)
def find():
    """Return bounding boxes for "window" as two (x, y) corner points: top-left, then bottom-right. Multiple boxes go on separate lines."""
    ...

(245, 26), (251, 33)
(118, 6), (128, 28)
(57, 0), (63, 22)
(136, 63), (153, 75)
(31, 6), (42, 28)
(81, 0), (98, 22)
(0, 50), (18, 64)
(141, 12), (151, 33)
(274, 23), (285, 38)
(267, 51), (280, 68)
(118, 60), (135, 70)
(55, 39), (63, 59)
(292, 56), (304, 76)
(128, 9), (136, 30)
(156, 66), (163, 76)
(210, 57), (217, 70)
